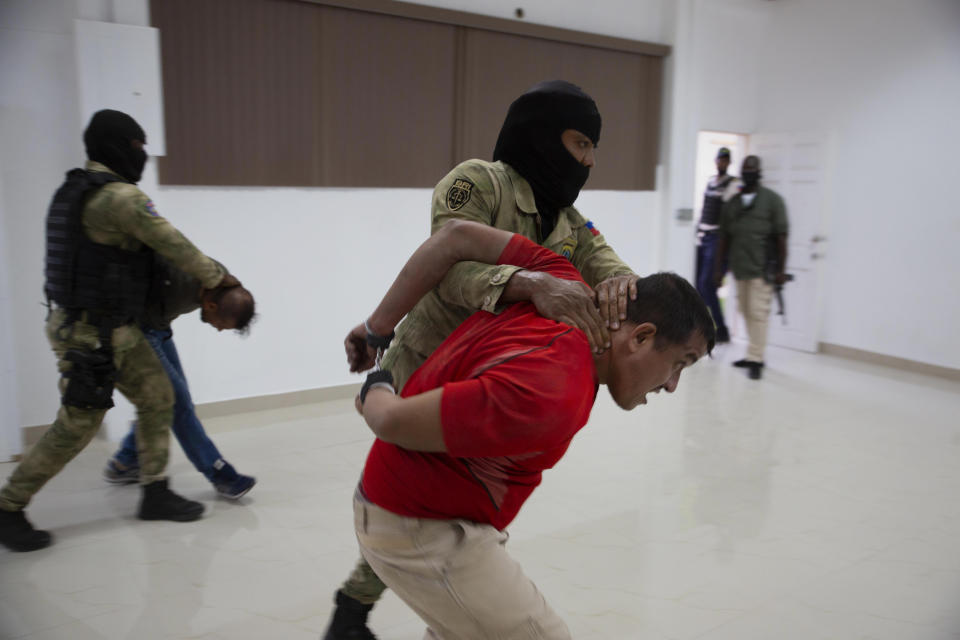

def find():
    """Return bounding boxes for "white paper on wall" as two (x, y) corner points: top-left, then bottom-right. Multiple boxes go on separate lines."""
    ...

(74, 19), (166, 156)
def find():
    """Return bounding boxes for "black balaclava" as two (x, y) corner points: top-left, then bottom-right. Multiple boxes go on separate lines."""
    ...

(83, 109), (148, 183)
(493, 80), (601, 239)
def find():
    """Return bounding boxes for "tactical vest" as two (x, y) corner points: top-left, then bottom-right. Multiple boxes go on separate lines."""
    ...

(700, 175), (733, 226)
(44, 168), (154, 322)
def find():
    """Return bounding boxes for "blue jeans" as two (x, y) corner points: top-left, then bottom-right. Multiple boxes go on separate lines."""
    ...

(695, 232), (728, 332)
(113, 328), (224, 482)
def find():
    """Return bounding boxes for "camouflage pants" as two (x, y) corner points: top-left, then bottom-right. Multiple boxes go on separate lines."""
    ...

(0, 309), (173, 512)
(341, 341), (427, 605)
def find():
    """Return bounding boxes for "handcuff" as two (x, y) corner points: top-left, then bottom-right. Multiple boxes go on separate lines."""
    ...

(359, 319), (396, 405)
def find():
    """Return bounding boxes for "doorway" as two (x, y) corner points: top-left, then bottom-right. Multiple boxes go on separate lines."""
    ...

(693, 131), (748, 343)
(694, 130), (829, 353)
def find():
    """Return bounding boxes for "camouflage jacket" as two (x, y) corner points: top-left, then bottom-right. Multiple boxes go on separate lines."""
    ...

(394, 159), (635, 358)
(81, 161), (224, 290)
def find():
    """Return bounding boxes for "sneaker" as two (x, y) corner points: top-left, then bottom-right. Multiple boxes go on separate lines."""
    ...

(323, 590), (378, 640)
(715, 326), (730, 344)
(138, 479), (204, 522)
(747, 362), (763, 380)
(103, 458), (139, 484)
(733, 359), (764, 368)
(214, 474), (256, 500)
(0, 508), (52, 552)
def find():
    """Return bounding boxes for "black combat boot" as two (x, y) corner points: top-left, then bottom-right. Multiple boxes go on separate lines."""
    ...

(322, 590), (378, 640)
(0, 508), (52, 552)
(138, 479), (204, 522)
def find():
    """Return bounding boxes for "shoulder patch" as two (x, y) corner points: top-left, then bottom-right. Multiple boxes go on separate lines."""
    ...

(585, 220), (600, 237)
(446, 178), (474, 211)
(144, 200), (159, 217)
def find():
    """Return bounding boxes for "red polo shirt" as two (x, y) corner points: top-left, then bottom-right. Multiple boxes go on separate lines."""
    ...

(361, 234), (599, 530)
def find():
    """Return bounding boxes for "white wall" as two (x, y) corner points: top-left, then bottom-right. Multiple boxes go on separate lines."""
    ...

(0, 1), (85, 449)
(148, 183), (660, 404)
(0, 0), (666, 447)
(662, 0), (960, 369)
(659, 0), (770, 277)
(754, 0), (960, 369)
(3, 0), (957, 451)
(0, 176), (21, 462)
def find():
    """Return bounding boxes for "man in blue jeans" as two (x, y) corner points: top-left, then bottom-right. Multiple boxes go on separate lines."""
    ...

(104, 258), (257, 499)
(695, 147), (739, 343)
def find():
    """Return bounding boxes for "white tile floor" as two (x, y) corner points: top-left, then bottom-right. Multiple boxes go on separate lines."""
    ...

(2, 343), (959, 639)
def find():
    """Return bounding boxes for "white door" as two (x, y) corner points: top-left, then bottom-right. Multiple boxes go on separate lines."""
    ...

(736, 133), (829, 353)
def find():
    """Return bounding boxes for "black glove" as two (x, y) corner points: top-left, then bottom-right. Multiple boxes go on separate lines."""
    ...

(360, 369), (395, 405)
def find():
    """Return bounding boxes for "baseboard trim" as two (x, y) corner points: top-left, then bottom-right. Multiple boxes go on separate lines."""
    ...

(16, 383), (361, 455)
(818, 342), (960, 381)
(194, 383), (360, 420)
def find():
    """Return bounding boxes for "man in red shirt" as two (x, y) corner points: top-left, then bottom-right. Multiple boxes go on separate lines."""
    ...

(345, 219), (714, 639)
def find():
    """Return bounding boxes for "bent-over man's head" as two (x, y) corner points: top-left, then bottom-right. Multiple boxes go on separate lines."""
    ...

(201, 285), (256, 334)
(597, 273), (715, 410)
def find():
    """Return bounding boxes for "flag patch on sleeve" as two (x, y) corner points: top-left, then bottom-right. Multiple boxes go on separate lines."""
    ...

(144, 200), (159, 217)
(585, 220), (600, 236)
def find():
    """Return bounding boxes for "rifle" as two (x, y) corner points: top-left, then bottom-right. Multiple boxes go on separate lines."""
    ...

(765, 234), (793, 324)
(772, 274), (795, 325)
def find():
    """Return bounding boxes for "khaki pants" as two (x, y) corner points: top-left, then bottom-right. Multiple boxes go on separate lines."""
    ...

(354, 494), (571, 640)
(341, 341), (428, 605)
(0, 309), (173, 512)
(735, 278), (774, 363)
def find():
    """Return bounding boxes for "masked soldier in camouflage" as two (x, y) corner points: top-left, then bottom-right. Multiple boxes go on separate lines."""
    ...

(0, 110), (237, 552)
(324, 80), (639, 639)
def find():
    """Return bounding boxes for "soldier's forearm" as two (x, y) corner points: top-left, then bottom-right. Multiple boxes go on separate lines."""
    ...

(131, 219), (224, 289)
(435, 262), (522, 311)
(500, 270), (540, 304)
(368, 221), (513, 334)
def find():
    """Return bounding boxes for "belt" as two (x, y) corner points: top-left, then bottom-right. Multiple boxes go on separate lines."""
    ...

(61, 308), (134, 329)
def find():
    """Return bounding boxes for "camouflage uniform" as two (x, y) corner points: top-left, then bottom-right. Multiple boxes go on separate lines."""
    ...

(342, 159), (634, 603)
(0, 161), (225, 512)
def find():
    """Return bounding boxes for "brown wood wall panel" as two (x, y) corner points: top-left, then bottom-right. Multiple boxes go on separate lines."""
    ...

(153, 0), (663, 191)
(640, 56), (663, 190)
(300, 0), (671, 57)
(153, 0), (320, 186)
(458, 30), (660, 190)
(317, 7), (457, 187)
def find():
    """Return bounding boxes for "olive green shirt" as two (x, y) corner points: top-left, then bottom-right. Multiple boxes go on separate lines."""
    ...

(719, 186), (789, 280)
(81, 161), (225, 290)
(394, 159), (635, 358)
